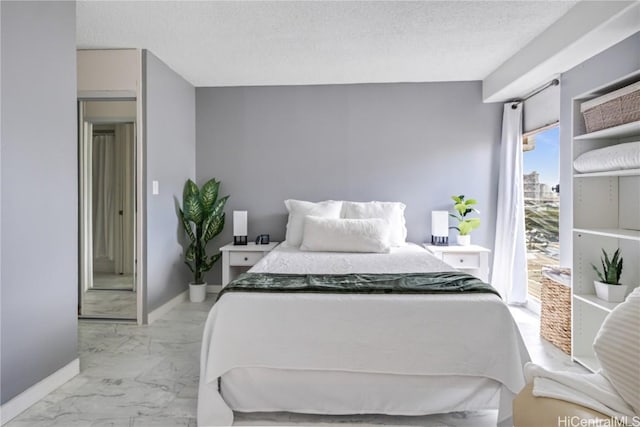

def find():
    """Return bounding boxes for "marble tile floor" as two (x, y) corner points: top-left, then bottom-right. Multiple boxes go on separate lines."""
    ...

(8, 296), (586, 427)
(80, 289), (137, 320)
(508, 305), (587, 375)
(93, 273), (135, 290)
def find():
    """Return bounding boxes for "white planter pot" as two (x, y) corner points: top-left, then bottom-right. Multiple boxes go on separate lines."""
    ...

(594, 281), (628, 303)
(457, 235), (471, 246)
(189, 282), (207, 302)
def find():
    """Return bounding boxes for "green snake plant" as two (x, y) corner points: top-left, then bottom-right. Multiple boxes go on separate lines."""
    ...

(178, 178), (229, 284)
(449, 195), (480, 236)
(591, 248), (623, 285)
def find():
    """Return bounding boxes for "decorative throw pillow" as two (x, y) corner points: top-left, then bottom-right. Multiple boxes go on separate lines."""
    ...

(284, 200), (343, 247)
(341, 201), (407, 246)
(300, 216), (391, 253)
(593, 287), (640, 415)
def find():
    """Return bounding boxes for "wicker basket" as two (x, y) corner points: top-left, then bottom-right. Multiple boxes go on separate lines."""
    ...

(581, 80), (640, 133)
(540, 266), (571, 355)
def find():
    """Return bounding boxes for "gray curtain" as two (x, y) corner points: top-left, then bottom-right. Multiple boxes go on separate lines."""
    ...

(92, 133), (116, 262)
(92, 123), (135, 275)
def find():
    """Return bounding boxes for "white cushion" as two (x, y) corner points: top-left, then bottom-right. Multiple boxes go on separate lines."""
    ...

(300, 216), (391, 253)
(284, 200), (343, 247)
(593, 287), (640, 415)
(341, 201), (407, 246)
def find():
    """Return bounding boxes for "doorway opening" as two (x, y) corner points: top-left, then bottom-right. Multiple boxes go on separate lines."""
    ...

(523, 125), (560, 301)
(78, 100), (137, 320)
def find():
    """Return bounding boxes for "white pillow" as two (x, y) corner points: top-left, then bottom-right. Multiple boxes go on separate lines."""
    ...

(284, 200), (343, 247)
(300, 216), (391, 253)
(573, 141), (640, 173)
(593, 287), (640, 415)
(341, 201), (407, 246)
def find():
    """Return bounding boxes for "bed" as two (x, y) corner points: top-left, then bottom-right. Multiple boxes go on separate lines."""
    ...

(197, 243), (530, 426)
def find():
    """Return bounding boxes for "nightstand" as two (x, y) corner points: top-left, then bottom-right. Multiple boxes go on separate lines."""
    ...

(220, 242), (279, 287)
(423, 244), (491, 282)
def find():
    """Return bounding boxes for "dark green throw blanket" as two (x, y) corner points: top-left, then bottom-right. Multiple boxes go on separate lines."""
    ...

(217, 272), (501, 301)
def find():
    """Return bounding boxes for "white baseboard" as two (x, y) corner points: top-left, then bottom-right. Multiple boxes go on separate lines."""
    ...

(207, 284), (222, 294)
(147, 290), (188, 324)
(0, 358), (79, 425)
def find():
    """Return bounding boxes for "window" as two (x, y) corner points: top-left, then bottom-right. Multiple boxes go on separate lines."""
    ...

(523, 125), (560, 301)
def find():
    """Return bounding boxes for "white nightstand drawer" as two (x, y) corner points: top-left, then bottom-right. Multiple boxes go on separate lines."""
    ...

(442, 253), (480, 269)
(424, 244), (490, 282)
(229, 251), (264, 266)
(221, 242), (279, 286)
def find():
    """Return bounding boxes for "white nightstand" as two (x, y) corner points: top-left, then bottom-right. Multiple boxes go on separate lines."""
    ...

(220, 242), (279, 287)
(423, 244), (491, 282)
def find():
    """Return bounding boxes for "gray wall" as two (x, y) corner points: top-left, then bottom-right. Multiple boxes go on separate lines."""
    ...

(559, 31), (640, 267)
(144, 51), (196, 314)
(196, 82), (502, 284)
(1, 1), (78, 403)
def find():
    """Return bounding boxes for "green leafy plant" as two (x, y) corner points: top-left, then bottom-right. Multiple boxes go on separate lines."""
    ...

(178, 178), (229, 284)
(591, 248), (623, 285)
(449, 195), (480, 236)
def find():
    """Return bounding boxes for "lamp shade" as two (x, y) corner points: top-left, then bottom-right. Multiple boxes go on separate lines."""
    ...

(233, 211), (248, 236)
(431, 210), (449, 245)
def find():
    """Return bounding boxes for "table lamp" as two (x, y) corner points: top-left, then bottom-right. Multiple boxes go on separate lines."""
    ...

(233, 210), (248, 245)
(431, 210), (449, 246)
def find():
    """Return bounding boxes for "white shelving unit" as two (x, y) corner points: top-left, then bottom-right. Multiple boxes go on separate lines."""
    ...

(571, 70), (640, 373)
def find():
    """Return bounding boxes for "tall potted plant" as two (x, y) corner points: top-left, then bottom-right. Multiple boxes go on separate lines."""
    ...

(450, 195), (480, 246)
(178, 178), (229, 302)
(592, 248), (627, 303)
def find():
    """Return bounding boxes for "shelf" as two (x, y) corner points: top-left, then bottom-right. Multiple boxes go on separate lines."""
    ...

(572, 355), (601, 373)
(572, 72), (640, 376)
(574, 168), (640, 178)
(573, 228), (640, 241)
(574, 121), (640, 140)
(573, 294), (619, 313)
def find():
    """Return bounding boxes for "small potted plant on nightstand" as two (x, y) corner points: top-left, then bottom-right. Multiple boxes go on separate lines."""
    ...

(592, 248), (627, 303)
(450, 195), (480, 246)
(178, 178), (229, 302)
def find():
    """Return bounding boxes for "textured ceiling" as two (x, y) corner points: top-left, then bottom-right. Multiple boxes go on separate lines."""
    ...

(76, 1), (578, 87)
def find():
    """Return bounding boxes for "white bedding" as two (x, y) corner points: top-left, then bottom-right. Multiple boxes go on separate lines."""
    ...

(198, 244), (530, 426)
(222, 368), (503, 416)
(251, 242), (455, 274)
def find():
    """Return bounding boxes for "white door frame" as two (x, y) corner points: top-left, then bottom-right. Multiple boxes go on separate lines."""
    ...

(78, 98), (140, 321)
(78, 111), (93, 311)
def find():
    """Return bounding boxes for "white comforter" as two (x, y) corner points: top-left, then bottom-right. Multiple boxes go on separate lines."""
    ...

(198, 244), (530, 426)
(250, 242), (456, 274)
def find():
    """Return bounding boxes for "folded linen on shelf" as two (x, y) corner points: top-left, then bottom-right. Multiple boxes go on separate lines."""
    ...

(573, 141), (640, 173)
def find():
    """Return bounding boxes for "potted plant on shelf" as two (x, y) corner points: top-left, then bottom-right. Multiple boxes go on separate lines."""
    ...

(449, 195), (480, 246)
(178, 178), (229, 302)
(591, 248), (627, 303)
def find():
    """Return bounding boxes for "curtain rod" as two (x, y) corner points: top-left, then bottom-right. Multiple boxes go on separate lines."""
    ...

(511, 78), (559, 109)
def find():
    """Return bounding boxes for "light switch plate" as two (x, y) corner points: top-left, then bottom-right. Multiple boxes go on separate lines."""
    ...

(152, 180), (159, 195)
